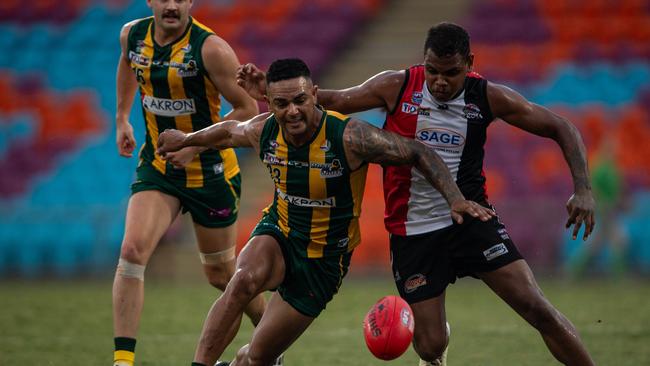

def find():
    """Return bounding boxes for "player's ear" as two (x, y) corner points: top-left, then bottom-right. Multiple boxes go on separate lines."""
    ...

(467, 53), (474, 72)
(312, 85), (319, 102)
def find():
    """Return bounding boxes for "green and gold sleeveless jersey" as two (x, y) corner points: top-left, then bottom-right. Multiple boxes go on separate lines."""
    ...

(127, 16), (239, 188)
(259, 110), (368, 258)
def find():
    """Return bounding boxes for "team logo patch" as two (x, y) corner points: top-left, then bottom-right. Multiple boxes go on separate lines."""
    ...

(213, 163), (224, 175)
(404, 273), (427, 293)
(483, 243), (508, 261)
(320, 139), (331, 152)
(411, 92), (423, 105)
(320, 158), (343, 178)
(463, 103), (483, 120)
(177, 59), (198, 77)
(181, 43), (192, 53)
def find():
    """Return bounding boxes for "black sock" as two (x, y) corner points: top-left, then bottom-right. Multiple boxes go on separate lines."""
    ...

(114, 337), (137, 352)
(191, 363), (207, 366)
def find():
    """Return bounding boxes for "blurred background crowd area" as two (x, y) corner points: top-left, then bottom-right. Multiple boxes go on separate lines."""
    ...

(0, 0), (648, 279)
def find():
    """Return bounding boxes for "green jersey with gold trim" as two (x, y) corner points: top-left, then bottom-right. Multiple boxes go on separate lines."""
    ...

(258, 110), (368, 258)
(127, 16), (239, 188)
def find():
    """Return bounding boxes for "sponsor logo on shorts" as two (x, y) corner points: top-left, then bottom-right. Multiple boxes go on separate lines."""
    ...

(276, 189), (336, 207)
(142, 95), (196, 117)
(208, 207), (232, 218)
(497, 228), (510, 240)
(404, 273), (427, 293)
(213, 163), (224, 175)
(337, 237), (350, 248)
(483, 243), (508, 261)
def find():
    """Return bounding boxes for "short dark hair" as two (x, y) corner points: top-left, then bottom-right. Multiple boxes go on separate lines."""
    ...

(266, 58), (311, 84)
(424, 22), (470, 59)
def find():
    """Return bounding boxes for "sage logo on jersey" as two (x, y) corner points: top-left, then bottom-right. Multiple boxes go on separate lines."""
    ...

(404, 273), (427, 293)
(463, 103), (483, 120)
(142, 96), (196, 117)
(483, 243), (508, 261)
(276, 189), (336, 207)
(416, 127), (465, 148)
(401, 102), (418, 115)
(129, 51), (150, 67)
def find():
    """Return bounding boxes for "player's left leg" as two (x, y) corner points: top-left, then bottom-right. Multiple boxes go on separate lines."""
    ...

(232, 293), (315, 366)
(479, 259), (595, 366)
(410, 294), (449, 365)
(193, 222), (267, 325)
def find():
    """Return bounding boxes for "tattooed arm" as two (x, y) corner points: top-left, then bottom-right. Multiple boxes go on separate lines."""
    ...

(343, 119), (494, 223)
(487, 82), (595, 240)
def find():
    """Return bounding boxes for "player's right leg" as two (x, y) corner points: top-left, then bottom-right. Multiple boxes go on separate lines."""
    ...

(113, 190), (181, 366)
(232, 293), (315, 366)
(192, 234), (286, 366)
(390, 229), (454, 365)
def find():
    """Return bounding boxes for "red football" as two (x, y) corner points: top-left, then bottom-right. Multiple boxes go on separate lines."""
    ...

(363, 295), (415, 360)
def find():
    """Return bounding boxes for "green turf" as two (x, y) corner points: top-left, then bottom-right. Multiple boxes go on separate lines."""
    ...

(0, 276), (648, 365)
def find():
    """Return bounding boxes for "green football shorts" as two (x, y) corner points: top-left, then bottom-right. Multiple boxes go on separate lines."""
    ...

(251, 213), (353, 317)
(130, 163), (240, 228)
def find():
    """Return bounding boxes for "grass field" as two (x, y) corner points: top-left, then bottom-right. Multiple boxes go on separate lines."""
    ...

(1, 275), (649, 365)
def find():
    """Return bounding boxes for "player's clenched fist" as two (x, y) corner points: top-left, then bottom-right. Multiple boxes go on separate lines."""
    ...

(157, 129), (187, 157)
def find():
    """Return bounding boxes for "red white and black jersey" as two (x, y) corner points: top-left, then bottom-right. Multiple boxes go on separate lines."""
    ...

(382, 64), (494, 236)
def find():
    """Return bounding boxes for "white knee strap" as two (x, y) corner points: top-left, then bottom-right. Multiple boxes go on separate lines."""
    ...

(200, 246), (236, 265)
(116, 258), (146, 280)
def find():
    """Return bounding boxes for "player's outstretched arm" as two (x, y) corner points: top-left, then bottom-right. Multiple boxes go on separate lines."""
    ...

(343, 119), (494, 224)
(488, 82), (595, 240)
(318, 70), (406, 114)
(236, 64), (405, 114)
(157, 113), (270, 157)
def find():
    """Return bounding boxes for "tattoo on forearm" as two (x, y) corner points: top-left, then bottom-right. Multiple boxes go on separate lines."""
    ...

(347, 121), (464, 204)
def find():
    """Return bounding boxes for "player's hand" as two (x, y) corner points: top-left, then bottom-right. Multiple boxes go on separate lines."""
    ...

(162, 146), (199, 169)
(116, 121), (136, 157)
(236, 63), (267, 101)
(450, 200), (495, 224)
(157, 129), (187, 157)
(566, 191), (596, 241)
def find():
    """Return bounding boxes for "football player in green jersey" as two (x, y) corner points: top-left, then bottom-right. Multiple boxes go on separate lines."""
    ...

(112, 1), (265, 365)
(157, 58), (495, 366)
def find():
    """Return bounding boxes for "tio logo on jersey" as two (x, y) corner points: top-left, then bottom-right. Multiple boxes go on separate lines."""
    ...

(416, 127), (465, 148)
